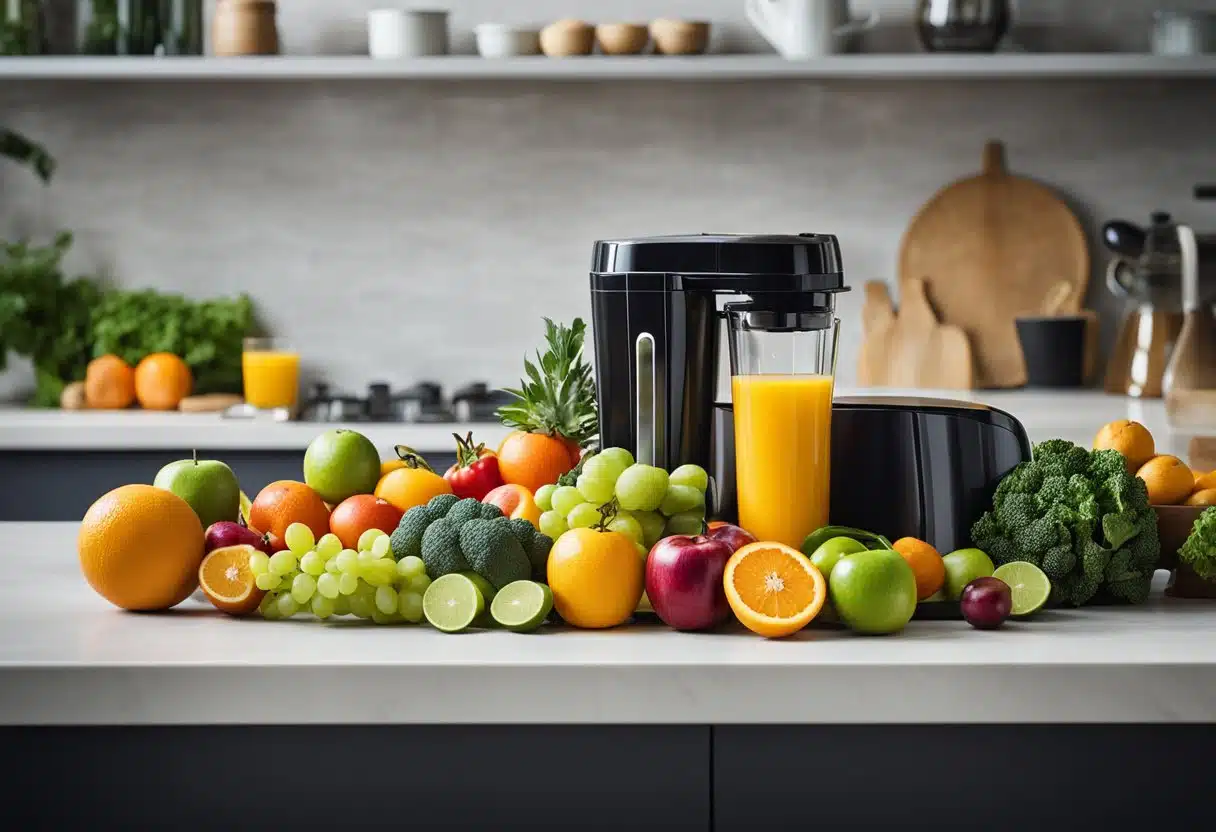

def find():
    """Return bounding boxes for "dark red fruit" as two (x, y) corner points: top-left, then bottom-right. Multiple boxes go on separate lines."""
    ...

(960, 577), (1012, 630)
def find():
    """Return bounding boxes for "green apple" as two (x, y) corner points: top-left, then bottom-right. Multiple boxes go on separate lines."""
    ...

(828, 548), (918, 635)
(303, 429), (381, 505)
(808, 536), (868, 581)
(942, 548), (995, 601)
(154, 451), (241, 529)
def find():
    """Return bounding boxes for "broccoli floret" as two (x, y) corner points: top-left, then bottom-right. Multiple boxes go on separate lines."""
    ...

(427, 493), (461, 517)
(458, 518), (531, 590)
(999, 493), (1038, 531)
(479, 502), (504, 520)
(502, 518), (552, 574)
(1102, 510), (1141, 550)
(1179, 507), (1216, 580)
(1012, 516), (1068, 558)
(1033, 440), (1091, 478)
(1041, 544), (1077, 581)
(445, 498), (487, 527)
(390, 504), (436, 560)
(420, 518), (469, 578)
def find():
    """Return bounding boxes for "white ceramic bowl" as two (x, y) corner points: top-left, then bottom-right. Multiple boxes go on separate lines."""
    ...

(475, 23), (541, 58)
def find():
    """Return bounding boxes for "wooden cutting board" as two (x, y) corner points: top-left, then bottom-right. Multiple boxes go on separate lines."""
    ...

(899, 140), (1089, 388)
(857, 278), (974, 390)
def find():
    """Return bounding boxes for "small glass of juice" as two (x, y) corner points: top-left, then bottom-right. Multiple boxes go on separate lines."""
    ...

(725, 301), (840, 549)
(242, 337), (300, 411)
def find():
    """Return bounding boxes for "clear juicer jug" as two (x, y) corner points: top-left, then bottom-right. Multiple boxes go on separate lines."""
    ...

(726, 298), (840, 548)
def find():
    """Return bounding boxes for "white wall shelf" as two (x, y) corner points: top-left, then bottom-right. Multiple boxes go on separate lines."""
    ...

(2, 54), (1215, 81)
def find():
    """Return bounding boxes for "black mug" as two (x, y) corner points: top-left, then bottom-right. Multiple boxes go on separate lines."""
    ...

(1015, 316), (1087, 388)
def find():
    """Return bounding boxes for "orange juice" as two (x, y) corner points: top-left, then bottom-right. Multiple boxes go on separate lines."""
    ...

(242, 350), (300, 410)
(731, 374), (833, 548)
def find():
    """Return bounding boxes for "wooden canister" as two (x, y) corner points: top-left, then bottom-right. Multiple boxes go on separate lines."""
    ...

(212, 0), (279, 56)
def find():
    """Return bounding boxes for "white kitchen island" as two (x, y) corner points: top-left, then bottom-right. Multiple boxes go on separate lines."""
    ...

(2, 522), (1213, 830)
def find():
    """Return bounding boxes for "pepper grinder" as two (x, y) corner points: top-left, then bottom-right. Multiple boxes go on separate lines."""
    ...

(1163, 222), (1216, 428)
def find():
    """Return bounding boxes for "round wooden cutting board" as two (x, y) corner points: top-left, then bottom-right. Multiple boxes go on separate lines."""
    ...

(899, 141), (1089, 388)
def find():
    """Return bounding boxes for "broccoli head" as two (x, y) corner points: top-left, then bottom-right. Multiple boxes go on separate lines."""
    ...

(1179, 507), (1216, 581)
(969, 438), (1160, 607)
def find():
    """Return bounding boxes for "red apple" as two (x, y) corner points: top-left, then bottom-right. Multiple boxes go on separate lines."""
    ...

(707, 521), (757, 554)
(204, 521), (275, 555)
(645, 535), (733, 631)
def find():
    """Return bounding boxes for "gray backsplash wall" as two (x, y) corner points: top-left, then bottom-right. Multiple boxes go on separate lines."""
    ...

(2, 1), (1214, 400)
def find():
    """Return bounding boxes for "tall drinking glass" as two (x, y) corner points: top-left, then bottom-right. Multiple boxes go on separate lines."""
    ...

(242, 337), (300, 411)
(726, 301), (840, 548)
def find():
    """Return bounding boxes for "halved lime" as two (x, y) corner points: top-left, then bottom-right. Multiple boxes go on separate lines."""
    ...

(459, 571), (499, 628)
(423, 574), (485, 633)
(490, 581), (553, 633)
(993, 561), (1051, 617)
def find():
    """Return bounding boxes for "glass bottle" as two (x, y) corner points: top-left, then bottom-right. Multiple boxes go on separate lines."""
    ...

(76, 0), (158, 55)
(0, 0), (48, 55)
(159, 0), (202, 55)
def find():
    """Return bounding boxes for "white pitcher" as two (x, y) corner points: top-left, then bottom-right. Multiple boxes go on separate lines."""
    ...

(745, 0), (879, 58)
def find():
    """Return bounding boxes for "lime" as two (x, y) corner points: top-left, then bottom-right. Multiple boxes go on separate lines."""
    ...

(993, 561), (1051, 617)
(303, 429), (381, 505)
(490, 581), (554, 632)
(807, 536), (867, 580)
(422, 574), (485, 633)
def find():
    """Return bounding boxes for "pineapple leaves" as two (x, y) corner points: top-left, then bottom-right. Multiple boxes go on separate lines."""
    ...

(497, 317), (598, 447)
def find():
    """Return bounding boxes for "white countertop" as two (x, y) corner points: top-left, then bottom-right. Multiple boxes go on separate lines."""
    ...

(0, 390), (1204, 453)
(3, 522), (1215, 726)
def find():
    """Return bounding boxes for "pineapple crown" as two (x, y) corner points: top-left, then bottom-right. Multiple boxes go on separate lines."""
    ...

(496, 317), (598, 447)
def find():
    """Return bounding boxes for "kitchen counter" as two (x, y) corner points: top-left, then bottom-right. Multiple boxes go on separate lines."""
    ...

(0, 389), (1204, 453)
(4, 522), (1216, 727)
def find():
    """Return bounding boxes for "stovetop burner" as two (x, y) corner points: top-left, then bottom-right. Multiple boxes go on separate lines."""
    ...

(299, 381), (511, 424)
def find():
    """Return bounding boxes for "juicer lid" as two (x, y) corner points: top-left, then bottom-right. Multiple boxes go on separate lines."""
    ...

(591, 234), (845, 286)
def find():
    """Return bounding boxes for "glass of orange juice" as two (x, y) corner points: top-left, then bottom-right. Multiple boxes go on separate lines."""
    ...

(242, 337), (300, 411)
(726, 301), (840, 548)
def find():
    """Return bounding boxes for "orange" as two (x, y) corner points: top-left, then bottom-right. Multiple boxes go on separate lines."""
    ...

(198, 544), (265, 616)
(249, 480), (331, 544)
(133, 352), (193, 410)
(78, 484), (205, 611)
(1136, 455), (1195, 506)
(1185, 489), (1216, 507)
(483, 483), (542, 528)
(723, 541), (826, 638)
(1194, 471), (1216, 493)
(374, 467), (452, 513)
(892, 537), (946, 601)
(546, 528), (643, 629)
(497, 431), (578, 494)
(1093, 420), (1156, 475)
(84, 354), (136, 410)
(329, 494), (404, 550)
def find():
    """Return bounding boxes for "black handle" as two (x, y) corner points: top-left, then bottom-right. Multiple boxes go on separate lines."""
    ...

(1101, 220), (1147, 257)
(1196, 185), (1216, 201)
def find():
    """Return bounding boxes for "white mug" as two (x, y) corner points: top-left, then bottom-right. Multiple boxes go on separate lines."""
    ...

(368, 9), (449, 59)
(746, 0), (879, 59)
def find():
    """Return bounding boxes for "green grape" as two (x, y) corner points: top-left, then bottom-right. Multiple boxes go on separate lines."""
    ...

(371, 535), (392, 559)
(338, 572), (359, 595)
(255, 572), (282, 592)
(371, 610), (400, 625)
(375, 585), (398, 615)
(583, 453), (628, 484)
(567, 503), (601, 529)
(607, 515), (645, 545)
(659, 485), (705, 517)
(335, 549), (359, 574)
(291, 573), (317, 604)
(408, 573), (432, 594)
(364, 560), (397, 587)
(539, 510), (569, 540)
(258, 592), (279, 618)
(276, 593), (300, 618)
(596, 447), (635, 473)
(316, 572), (340, 599)
(576, 474), (615, 505)
(348, 592), (374, 619)
(284, 522), (316, 555)
(268, 550), (297, 576)
(311, 594), (335, 619)
(396, 555), (426, 579)
(615, 465), (669, 512)
(358, 528), (387, 551)
(332, 594), (351, 616)
(315, 533), (343, 559)
(248, 551), (270, 577)
(634, 511), (667, 548)
(325, 558), (342, 574)
(398, 590), (424, 623)
(534, 484), (558, 512)
(358, 549), (379, 565)
(664, 511), (705, 538)
(299, 551), (326, 576)
(668, 464), (709, 493)
(551, 486), (585, 516)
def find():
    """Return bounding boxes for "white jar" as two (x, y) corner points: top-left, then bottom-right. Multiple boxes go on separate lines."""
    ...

(368, 8), (449, 59)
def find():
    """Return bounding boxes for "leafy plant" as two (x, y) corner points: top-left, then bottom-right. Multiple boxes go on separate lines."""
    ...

(1, 127), (54, 183)
(497, 318), (598, 447)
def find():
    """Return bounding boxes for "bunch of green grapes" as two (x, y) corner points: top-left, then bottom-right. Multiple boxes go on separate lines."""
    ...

(534, 448), (710, 551)
(249, 523), (431, 624)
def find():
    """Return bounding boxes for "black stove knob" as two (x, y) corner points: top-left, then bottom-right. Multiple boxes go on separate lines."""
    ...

(366, 383), (393, 421)
(416, 382), (442, 406)
(451, 382), (489, 403)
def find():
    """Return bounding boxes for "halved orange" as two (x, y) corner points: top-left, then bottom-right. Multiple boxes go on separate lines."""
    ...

(199, 544), (265, 616)
(724, 541), (826, 638)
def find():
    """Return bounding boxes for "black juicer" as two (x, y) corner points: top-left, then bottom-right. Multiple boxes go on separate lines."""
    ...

(590, 233), (847, 473)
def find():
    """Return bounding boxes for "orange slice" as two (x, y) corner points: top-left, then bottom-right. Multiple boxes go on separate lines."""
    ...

(199, 544), (265, 616)
(724, 541), (826, 638)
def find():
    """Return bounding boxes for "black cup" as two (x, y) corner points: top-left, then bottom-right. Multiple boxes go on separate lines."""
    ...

(1015, 316), (1087, 388)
